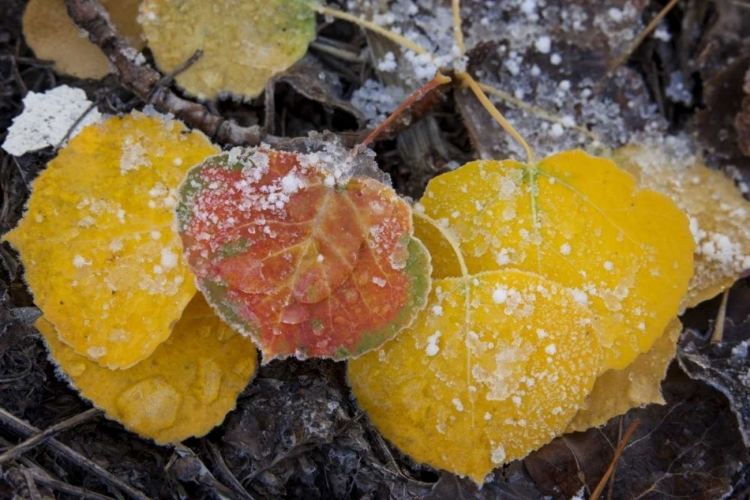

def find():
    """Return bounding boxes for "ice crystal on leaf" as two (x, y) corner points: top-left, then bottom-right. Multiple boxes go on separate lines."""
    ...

(349, 149), (694, 484)
(415, 150), (694, 370)
(37, 293), (258, 444)
(176, 144), (431, 362)
(4, 111), (219, 369)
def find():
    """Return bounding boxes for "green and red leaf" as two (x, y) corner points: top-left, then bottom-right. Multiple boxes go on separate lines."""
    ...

(176, 146), (431, 361)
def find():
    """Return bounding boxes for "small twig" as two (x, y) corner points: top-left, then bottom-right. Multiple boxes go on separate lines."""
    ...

(451, 0), (466, 55)
(591, 419), (641, 500)
(63, 0), (265, 147)
(609, 0), (680, 71)
(457, 72), (535, 164)
(19, 466), (44, 500)
(24, 467), (117, 500)
(316, 5), (430, 56)
(0, 408), (102, 464)
(360, 73), (452, 146)
(309, 41), (364, 63)
(54, 101), (100, 151)
(0, 406), (150, 500)
(205, 440), (256, 500)
(477, 82), (601, 142)
(711, 289), (730, 343)
(147, 50), (203, 102)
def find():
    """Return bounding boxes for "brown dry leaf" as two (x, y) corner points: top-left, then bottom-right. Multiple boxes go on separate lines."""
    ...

(23, 0), (143, 79)
(566, 318), (682, 432)
(613, 145), (750, 309)
(37, 293), (258, 444)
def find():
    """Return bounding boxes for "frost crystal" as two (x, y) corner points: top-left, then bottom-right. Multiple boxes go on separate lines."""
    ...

(3, 86), (102, 156)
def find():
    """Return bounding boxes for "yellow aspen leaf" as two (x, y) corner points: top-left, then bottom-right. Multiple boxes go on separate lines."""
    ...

(139, 0), (316, 100)
(566, 317), (682, 433)
(37, 293), (258, 444)
(415, 150), (694, 370)
(23, 0), (143, 79)
(613, 145), (750, 309)
(349, 269), (602, 484)
(4, 112), (219, 369)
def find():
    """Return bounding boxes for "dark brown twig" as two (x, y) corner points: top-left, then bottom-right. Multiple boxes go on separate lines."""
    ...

(205, 440), (256, 500)
(23, 467), (117, 500)
(54, 101), (100, 151)
(0, 408), (102, 464)
(0, 406), (150, 500)
(62, 0), (265, 147)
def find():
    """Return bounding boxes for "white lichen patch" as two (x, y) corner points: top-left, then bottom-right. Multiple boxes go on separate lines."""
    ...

(3, 85), (102, 156)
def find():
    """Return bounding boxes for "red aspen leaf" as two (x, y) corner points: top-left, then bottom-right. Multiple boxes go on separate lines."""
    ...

(176, 146), (431, 362)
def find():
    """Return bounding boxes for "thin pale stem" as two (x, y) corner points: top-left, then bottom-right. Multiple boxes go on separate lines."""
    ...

(458, 72), (535, 164)
(478, 82), (602, 143)
(451, 0), (466, 55)
(360, 73), (452, 146)
(309, 40), (364, 63)
(316, 5), (431, 56)
(711, 289), (730, 343)
(609, 0), (680, 71)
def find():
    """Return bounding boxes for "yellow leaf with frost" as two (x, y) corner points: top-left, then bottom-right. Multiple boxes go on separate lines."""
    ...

(37, 293), (258, 444)
(138, 0), (316, 99)
(613, 145), (750, 309)
(349, 269), (602, 484)
(4, 112), (219, 369)
(566, 317), (682, 432)
(415, 150), (694, 370)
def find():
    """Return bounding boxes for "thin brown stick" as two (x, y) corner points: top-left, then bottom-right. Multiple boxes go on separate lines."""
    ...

(54, 101), (100, 151)
(0, 408), (102, 464)
(206, 440), (256, 500)
(609, 0), (680, 71)
(591, 419), (641, 500)
(360, 73), (452, 146)
(0, 406), (150, 500)
(62, 0), (265, 146)
(24, 467), (117, 500)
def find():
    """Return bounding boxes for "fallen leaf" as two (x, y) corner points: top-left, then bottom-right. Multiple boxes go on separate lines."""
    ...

(678, 331), (750, 448)
(525, 365), (749, 499)
(415, 150), (694, 370)
(4, 111), (219, 368)
(139, 0), (316, 100)
(613, 144), (750, 308)
(176, 145), (431, 361)
(566, 317), (682, 432)
(37, 293), (258, 444)
(23, 0), (143, 79)
(349, 269), (602, 484)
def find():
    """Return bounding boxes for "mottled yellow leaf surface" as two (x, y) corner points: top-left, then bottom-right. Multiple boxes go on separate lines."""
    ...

(4, 112), (219, 369)
(349, 269), (602, 484)
(23, 0), (143, 79)
(415, 150), (694, 370)
(566, 317), (682, 433)
(139, 0), (316, 99)
(613, 145), (750, 309)
(37, 293), (258, 444)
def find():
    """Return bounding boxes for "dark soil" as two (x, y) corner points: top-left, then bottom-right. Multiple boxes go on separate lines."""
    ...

(1, 1), (749, 499)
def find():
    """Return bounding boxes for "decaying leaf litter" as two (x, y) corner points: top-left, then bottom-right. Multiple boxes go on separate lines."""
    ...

(0, 2), (748, 496)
